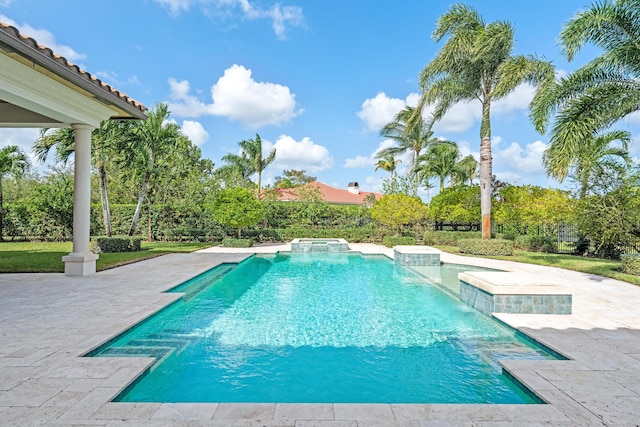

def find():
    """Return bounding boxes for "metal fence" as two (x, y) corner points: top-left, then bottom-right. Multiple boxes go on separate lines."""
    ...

(449, 222), (640, 255)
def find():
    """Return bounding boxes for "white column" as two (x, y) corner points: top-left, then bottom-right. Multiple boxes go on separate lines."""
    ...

(62, 124), (98, 276)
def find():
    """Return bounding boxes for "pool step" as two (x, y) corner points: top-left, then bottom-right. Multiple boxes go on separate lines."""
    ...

(456, 339), (547, 367)
(172, 265), (236, 301)
(99, 345), (175, 361)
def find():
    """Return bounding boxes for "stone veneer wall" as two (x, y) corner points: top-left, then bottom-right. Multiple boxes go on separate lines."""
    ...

(291, 242), (349, 253)
(394, 252), (440, 266)
(460, 281), (572, 315)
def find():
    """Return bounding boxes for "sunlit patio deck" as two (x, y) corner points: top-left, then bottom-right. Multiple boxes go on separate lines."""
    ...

(0, 243), (638, 426)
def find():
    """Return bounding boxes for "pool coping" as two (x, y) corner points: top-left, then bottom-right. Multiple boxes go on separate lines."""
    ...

(0, 242), (638, 425)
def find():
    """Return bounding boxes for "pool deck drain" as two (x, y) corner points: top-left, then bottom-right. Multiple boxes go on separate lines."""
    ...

(0, 243), (638, 425)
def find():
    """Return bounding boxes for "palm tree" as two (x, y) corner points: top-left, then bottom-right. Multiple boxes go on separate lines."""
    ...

(34, 121), (131, 236)
(376, 107), (440, 194)
(531, 0), (640, 156)
(413, 141), (460, 193)
(222, 134), (275, 197)
(544, 129), (631, 199)
(125, 103), (182, 236)
(374, 154), (402, 174)
(419, 3), (554, 239)
(452, 154), (479, 186)
(0, 145), (30, 241)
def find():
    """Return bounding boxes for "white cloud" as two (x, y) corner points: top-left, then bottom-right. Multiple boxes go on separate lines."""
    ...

(493, 83), (536, 115)
(180, 120), (209, 146)
(344, 139), (395, 168)
(263, 135), (333, 173)
(0, 15), (85, 62)
(153, 0), (192, 14)
(494, 139), (547, 181)
(167, 65), (302, 128)
(152, 0), (303, 39)
(429, 101), (481, 133)
(167, 78), (214, 117)
(356, 92), (411, 132)
(209, 65), (302, 127)
(0, 128), (43, 166)
(358, 82), (537, 136)
(357, 91), (483, 134)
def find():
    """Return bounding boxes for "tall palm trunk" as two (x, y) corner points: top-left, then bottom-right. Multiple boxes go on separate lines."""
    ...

(479, 99), (492, 240)
(128, 169), (151, 236)
(257, 171), (262, 199)
(97, 164), (112, 236)
(413, 150), (420, 195)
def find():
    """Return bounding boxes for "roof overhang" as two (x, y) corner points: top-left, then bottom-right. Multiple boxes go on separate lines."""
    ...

(0, 23), (146, 128)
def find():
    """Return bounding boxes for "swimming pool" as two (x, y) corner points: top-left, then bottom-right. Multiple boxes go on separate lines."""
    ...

(89, 252), (561, 404)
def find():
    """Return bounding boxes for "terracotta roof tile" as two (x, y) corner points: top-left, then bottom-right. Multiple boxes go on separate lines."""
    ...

(0, 22), (146, 115)
(273, 182), (382, 205)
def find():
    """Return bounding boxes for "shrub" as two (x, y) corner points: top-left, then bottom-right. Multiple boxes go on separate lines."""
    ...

(514, 235), (557, 253)
(458, 239), (513, 256)
(423, 231), (482, 246)
(383, 236), (417, 248)
(621, 254), (640, 276)
(93, 236), (142, 253)
(222, 238), (253, 248)
(371, 194), (427, 232)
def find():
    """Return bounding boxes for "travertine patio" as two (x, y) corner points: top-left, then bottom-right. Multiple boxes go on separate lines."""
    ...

(0, 243), (639, 426)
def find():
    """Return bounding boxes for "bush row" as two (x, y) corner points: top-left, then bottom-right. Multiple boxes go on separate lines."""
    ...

(513, 235), (558, 253)
(93, 236), (142, 253)
(222, 238), (254, 248)
(621, 254), (640, 276)
(423, 231), (482, 246)
(459, 239), (514, 256)
(383, 236), (417, 247)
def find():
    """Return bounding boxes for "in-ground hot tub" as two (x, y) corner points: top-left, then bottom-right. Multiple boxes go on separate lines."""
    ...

(290, 238), (349, 253)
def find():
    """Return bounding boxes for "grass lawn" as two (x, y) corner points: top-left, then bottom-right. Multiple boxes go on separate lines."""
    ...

(435, 245), (640, 286)
(0, 241), (214, 273)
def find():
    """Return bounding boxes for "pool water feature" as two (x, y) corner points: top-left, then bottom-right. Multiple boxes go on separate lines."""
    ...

(290, 238), (349, 253)
(89, 252), (561, 404)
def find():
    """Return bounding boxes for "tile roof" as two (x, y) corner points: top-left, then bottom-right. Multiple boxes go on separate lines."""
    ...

(273, 181), (382, 205)
(0, 22), (146, 117)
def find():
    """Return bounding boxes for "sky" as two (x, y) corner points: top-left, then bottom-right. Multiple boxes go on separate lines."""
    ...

(1, 0), (639, 200)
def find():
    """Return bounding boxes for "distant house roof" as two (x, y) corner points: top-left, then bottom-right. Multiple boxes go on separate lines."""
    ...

(272, 181), (382, 205)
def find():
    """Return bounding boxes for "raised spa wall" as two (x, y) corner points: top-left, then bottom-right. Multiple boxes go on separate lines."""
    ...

(393, 245), (441, 266)
(392, 246), (572, 316)
(290, 238), (349, 253)
(458, 271), (572, 315)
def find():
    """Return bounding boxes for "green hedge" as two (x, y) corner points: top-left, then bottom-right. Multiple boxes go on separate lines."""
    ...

(423, 231), (482, 246)
(222, 238), (254, 248)
(93, 236), (142, 253)
(383, 236), (417, 248)
(459, 239), (513, 256)
(621, 254), (640, 276)
(514, 235), (558, 253)
(268, 226), (393, 243)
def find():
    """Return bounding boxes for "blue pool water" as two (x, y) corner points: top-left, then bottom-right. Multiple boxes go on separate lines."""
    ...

(90, 252), (560, 403)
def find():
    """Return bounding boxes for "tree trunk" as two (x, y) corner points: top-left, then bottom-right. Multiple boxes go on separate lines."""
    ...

(97, 164), (112, 237)
(128, 170), (151, 236)
(257, 171), (262, 199)
(147, 196), (153, 241)
(479, 136), (492, 240)
(413, 150), (420, 196)
(479, 98), (492, 240)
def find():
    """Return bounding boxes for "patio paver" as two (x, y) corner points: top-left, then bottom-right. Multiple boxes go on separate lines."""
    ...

(0, 243), (638, 425)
